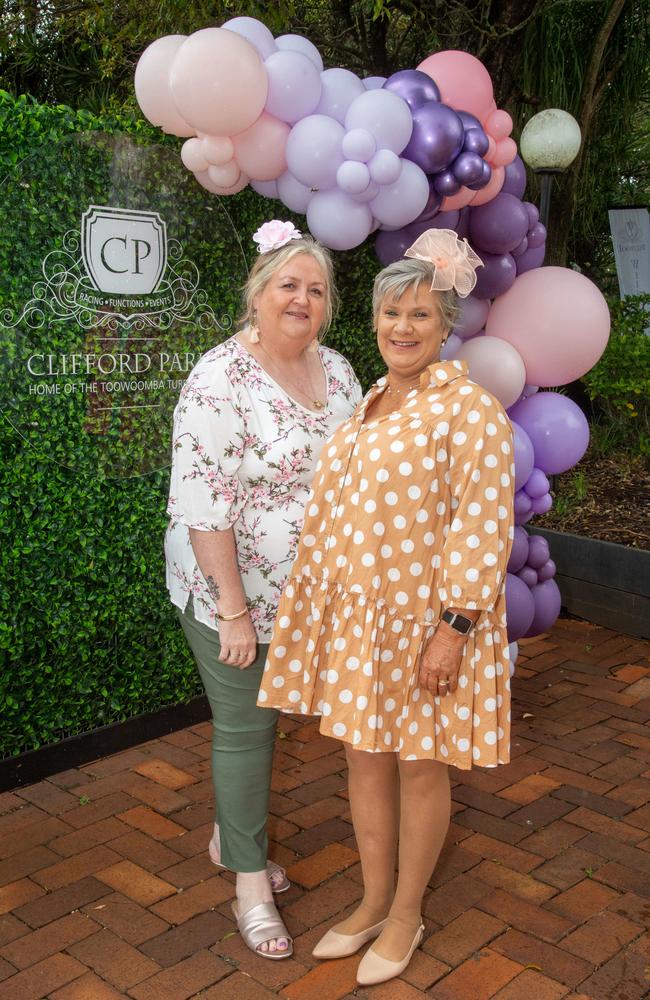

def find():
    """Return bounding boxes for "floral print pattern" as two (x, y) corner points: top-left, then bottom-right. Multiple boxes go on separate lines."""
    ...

(165, 336), (362, 640)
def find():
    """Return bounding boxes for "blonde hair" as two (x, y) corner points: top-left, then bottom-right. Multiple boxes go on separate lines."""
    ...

(240, 237), (338, 337)
(372, 258), (460, 332)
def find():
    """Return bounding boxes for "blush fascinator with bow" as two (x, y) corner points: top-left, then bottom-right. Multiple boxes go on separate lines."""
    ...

(404, 229), (483, 298)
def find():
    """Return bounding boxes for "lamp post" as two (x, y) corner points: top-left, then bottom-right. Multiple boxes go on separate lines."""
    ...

(520, 109), (582, 229)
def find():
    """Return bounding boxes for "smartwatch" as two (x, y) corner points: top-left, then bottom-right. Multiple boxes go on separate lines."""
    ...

(441, 609), (473, 635)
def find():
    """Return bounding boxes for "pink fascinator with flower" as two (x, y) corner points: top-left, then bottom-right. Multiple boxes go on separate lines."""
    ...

(404, 228), (483, 298)
(253, 220), (302, 254)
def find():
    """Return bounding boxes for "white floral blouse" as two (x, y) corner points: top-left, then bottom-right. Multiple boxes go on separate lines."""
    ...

(165, 336), (362, 640)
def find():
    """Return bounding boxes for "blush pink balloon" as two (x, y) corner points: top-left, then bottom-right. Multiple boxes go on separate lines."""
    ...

(135, 36), (195, 137)
(207, 160), (241, 188)
(233, 112), (289, 180)
(485, 110), (513, 139)
(417, 50), (494, 121)
(194, 169), (250, 195)
(200, 135), (235, 166)
(491, 137), (518, 167)
(441, 187), (475, 211)
(469, 166), (505, 206)
(170, 28), (267, 136)
(486, 267), (611, 386)
(181, 138), (209, 173)
(486, 136), (497, 162)
(457, 336), (526, 408)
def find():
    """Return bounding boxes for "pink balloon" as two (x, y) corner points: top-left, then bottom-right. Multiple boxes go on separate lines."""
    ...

(491, 137), (518, 167)
(135, 36), (195, 137)
(417, 50), (494, 121)
(486, 267), (611, 386)
(233, 112), (289, 180)
(469, 166), (505, 206)
(170, 28), (267, 136)
(485, 110), (513, 140)
(457, 336), (526, 408)
(194, 169), (250, 195)
(441, 187), (475, 211)
(200, 135), (235, 166)
(208, 160), (241, 188)
(181, 138), (209, 173)
(486, 136), (497, 162)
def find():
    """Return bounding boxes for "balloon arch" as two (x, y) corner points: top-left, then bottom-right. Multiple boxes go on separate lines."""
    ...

(135, 16), (610, 663)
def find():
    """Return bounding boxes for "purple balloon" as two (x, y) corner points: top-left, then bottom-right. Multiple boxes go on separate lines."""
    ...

(463, 127), (489, 157)
(530, 492), (553, 515)
(506, 572), (536, 642)
(516, 243), (546, 274)
(514, 489), (532, 516)
(473, 251), (517, 299)
(509, 393), (590, 475)
(527, 221), (547, 249)
(508, 525), (530, 573)
(517, 566), (538, 588)
(512, 421), (535, 491)
(416, 180), (443, 222)
(434, 169), (461, 196)
(469, 192), (530, 254)
(525, 202), (539, 228)
(467, 160), (492, 191)
(524, 579), (562, 637)
(523, 467), (550, 499)
(403, 101), (464, 174)
(457, 111), (482, 130)
(511, 236), (529, 259)
(527, 535), (550, 568)
(455, 206), (471, 239)
(383, 69), (440, 109)
(440, 332), (463, 360)
(407, 209), (460, 239)
(454, 295), (490, 339)
(501, 155), (527, 199)
(374, 227), (412, 265)
(452, 151), (484, 185)
(537, 558), (556, 582)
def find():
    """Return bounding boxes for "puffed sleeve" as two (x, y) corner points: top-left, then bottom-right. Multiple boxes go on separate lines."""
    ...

(438, 388), (514, 612)
(166, 355), (249, 531)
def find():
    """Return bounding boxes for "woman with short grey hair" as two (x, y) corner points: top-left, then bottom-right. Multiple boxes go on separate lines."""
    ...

(165, 220), (361, 960)
(260, 230), (514, 986)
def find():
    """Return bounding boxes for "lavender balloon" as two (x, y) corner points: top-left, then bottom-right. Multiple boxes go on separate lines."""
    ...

(407, 209), (460, 239)
(403, 101), (464, 174)
(501, 155), (527, 199)
(506, 572), (536, 642)
(383, 69), (440, 109)
(525, 202), (539, 228)
(507, 525), (530, 573)
(509, 393), (590, 475)
(454, 295), (490, 340)
(473, 252), (517, 299)
(524, 468), (550, 499)
(517, 566), (538, 588)
(524, 579), (562, 636)
(527, 221), (547, 249)
(531, 493), (553, 515)
(526, 535), (550, 568)
(537, 559), (556, 582)
(469, 192), (530, 254)
(453, 151), (484, 185)
(512, 421), (535, 490)
(516, 243), (546, 274)
(511, 236), (529, 259)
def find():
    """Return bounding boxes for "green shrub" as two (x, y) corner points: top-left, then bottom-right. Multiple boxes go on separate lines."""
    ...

(0, 90), (383, 757)
(582, 294), (650, 455)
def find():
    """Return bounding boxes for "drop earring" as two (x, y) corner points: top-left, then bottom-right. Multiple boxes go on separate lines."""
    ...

(307, 337), (319, 353)
(249, 309), (260, 344)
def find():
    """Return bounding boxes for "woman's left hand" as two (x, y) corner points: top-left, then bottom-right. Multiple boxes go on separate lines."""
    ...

(418, 629), (466, 697)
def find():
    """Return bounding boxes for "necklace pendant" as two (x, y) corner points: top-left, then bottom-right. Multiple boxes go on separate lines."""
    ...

(313, 400), (325, 410)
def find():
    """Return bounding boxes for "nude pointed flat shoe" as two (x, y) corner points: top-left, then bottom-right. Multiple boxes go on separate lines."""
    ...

(231, 899), (293, 960)
(209, 827), (290, 893)
(312, 917), (388, 959)
(356, 922), (425, 986)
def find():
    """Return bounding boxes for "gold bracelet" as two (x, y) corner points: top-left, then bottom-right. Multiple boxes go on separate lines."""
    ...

(216, 606), (249, 622)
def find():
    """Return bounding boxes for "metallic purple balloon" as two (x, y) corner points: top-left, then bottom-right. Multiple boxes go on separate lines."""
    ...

(452, 151), (484, 185)
(473, 251), (517, 299)
(507, 525), (530, 573)
(434, 169), (461, 196)
(383, 69), (440, 110)
(417, 179), (443, 222)
(467, 160), (491, 191)
(463, 127), (489, 157)
(455, 206), (471, 239)
(501, 155), (527, 198)
(517, 566), (539, 588)
(457, 110), (482, 130)
(403, 101), (464, 174)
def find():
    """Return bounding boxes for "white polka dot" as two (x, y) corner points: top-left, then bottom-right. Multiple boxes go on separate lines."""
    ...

(484, 552), (497, 566)
(422, 456), (434, 471)
(468, 502), (481, 516)
(453, 431), (467, 446)
(361, 552), (375, 567)
(390, 440), (405, 453)
(393, 515), (407, 529)
(417, 585), (431, 599)
(484, 664), (496, 679)
(484, 454), (498, 468)
(466, 534), (480, 549)
(377, 468), (389, 483)
(484, 520), (497, 534)
(274, 645), (286, 659)
(410, 562), (423, 576)
(391, 668), (403, 682)
(466, 568), (479, 582)
(451, 517), (463, 532)
(364, 499), (377, 514)
(289, 659), (302, 673)
(373, 522), (385, 536)
(400, 540), (415, 554)
(278, 616), (290, 629)
(484, 486), (497, 500)
(385, 492), (398, 506)
(272, 675), (285, 688)
(458, 738), (470, 752)
(288, 690), (301, 703)
(421, 736), (433, 751)
(395, 591), (409, 605)
(387, 567), (400, 581)
(450, 551), (462, 565)
(484, 731), (497, 745)
(353, 530), (364, 544)
(399, 462), (413, 476)
(369, 448), (381, 461)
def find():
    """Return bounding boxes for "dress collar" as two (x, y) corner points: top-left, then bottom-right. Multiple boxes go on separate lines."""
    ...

(357, 359), (469, 422)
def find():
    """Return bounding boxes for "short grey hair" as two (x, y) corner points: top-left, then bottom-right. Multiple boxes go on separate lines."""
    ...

(372, 258), (461, 333)
(240, 236), (338, 337)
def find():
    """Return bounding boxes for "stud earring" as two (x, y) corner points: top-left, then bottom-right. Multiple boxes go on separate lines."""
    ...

(249, 309), (260, 344)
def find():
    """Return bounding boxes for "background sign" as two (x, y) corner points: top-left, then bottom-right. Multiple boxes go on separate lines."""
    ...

(0, 133), (248, 477)
(608, 207), (650, 299)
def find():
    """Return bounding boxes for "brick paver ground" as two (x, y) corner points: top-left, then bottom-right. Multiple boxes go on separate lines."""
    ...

(1, 616), (649, 999)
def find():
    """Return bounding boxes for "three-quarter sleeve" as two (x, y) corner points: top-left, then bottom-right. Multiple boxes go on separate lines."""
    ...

(166, 360), (249, 532)
(437, 390), (514, 612)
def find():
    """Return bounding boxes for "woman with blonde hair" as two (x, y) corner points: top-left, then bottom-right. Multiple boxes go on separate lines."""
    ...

(259, 229), (514, 984)
(165, 220), (361, 959)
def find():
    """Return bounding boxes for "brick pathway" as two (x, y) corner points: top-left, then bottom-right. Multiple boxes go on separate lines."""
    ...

(1, 616), (649, 1000)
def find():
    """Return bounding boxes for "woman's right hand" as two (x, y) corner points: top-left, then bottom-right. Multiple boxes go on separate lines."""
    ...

(218, 614), (258, 669)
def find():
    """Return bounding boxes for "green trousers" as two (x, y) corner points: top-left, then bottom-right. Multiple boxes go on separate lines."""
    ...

(177, 601), (279, 872)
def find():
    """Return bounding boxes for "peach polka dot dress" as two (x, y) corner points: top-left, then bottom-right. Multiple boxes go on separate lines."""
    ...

(258, 359), (515, 769)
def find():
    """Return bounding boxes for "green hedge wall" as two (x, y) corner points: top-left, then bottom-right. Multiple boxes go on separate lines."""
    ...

(0, 91), (383, 757)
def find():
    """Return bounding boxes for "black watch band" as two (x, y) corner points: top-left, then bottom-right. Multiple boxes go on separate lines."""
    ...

(441, 609), (473, 635)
